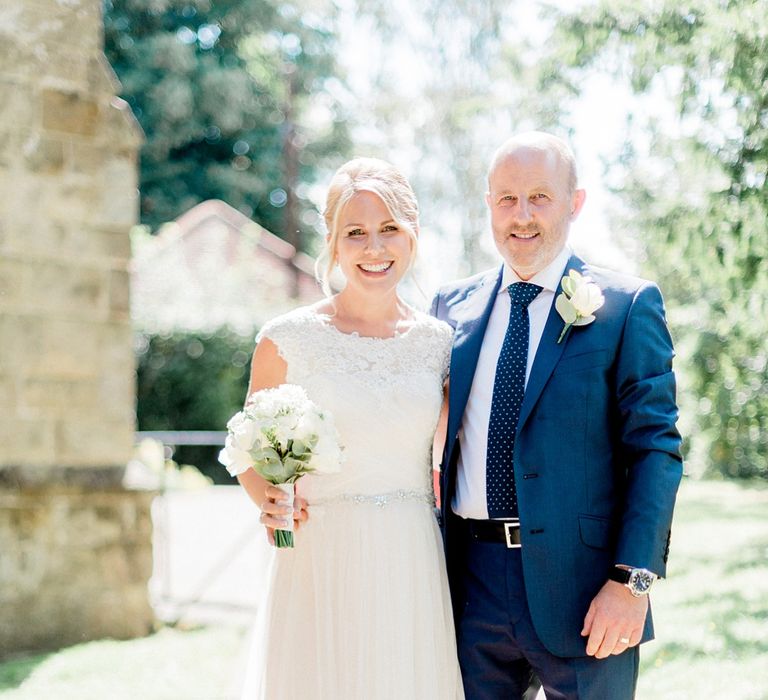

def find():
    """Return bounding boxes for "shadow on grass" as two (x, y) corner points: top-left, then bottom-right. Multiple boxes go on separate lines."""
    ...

(0, 652), (49, 691)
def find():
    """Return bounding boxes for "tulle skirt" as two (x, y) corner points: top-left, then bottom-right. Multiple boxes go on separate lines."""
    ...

(240, 497), (464, 699)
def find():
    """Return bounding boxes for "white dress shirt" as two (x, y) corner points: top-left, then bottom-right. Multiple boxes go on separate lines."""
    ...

(452, 246), (572, 520)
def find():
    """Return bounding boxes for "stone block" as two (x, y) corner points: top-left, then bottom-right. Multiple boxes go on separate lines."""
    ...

(0, 416), (57, 467)
(0, 374), (17, 409)
(15, 260), (107, 318)
(55, 417), (134, 467)
(20, 378), (98, 417)
(87, 54), (120, 97)
(94, 227), (133, 262)
(97, 97), (143, 150)
(2, 174), (95, 237)
(0, 256), (24, 309)
(21, 132), (65, 174)
(96, 156), (140, 228)
(42, 89), (99, 137)
(0, 80), (38, 134)
(0, 133), (14, 169)
(108, 268), (130, 319)
(97, 370), (135, 423)
(39, 54), (90, 92)
(12, 316), (101, 381)
(0, 45), (84, 90)
(0, 40), (35, 84)
(67, 140), (105, 174)
(5, 1), (102, 59)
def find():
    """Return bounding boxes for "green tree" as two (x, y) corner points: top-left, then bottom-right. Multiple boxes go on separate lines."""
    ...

(544, 0), (768, 478)
(104, 0), (351, 255)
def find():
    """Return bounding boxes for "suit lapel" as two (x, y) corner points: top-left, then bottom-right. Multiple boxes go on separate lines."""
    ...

(447, 267), (503, 448)
(517, 255), (585, 431)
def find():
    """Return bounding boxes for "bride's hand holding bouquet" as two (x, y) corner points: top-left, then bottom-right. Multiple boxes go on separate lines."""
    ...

(219, 384), (344, 547)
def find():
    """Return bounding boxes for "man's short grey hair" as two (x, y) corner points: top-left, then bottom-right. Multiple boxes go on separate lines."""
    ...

(487, 131), (579, 194)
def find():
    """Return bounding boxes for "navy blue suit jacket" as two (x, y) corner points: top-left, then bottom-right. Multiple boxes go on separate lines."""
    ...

(431, 254), (683, 657)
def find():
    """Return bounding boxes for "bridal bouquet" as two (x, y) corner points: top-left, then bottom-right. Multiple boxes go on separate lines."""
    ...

(219, 384), (343, 547)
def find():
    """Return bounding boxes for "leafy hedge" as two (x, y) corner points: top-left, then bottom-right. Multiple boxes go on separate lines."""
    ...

(135, 329), (255, 483)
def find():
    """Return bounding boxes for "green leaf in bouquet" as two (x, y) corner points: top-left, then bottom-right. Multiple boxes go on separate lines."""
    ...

(282, 456), (308, 480)
(259, 460), (291, 483)
(252, 447), (290, 482)
(291, 439), (308, 456)
(251, 446), (281, 463)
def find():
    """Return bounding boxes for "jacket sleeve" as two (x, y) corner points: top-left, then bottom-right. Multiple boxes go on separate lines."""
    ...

(429, 290), (442, 319)
(613, 282), (683, 577)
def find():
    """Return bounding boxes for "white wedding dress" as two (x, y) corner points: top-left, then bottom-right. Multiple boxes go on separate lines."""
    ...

(240, 306), (464, 699)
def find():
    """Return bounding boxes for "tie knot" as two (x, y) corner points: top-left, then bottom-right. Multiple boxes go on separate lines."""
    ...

(508, 282), (542, 309)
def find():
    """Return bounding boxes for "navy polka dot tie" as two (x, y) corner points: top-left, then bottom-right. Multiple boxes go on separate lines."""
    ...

(486, 282), (542, 519)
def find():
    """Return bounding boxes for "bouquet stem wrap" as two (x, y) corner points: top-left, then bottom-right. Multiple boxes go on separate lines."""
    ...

(274, 482), (295, 548)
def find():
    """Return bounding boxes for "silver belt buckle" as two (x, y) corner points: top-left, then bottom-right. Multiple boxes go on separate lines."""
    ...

(504, 521), (521, 549)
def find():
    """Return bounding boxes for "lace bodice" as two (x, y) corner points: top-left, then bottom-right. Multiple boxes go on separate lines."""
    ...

(257, 306), (453, 503)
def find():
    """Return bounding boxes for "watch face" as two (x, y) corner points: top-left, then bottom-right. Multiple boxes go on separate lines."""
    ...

(630, 569), (654, 594)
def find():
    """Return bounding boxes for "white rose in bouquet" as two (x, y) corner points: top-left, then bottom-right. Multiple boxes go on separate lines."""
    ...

(219, 384), (344, 547)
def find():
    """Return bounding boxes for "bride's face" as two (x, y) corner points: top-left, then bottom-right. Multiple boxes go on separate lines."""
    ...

(334, 190), (414, 294)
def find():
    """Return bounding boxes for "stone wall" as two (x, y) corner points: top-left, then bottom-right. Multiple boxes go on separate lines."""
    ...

(0, 0), (154, 656)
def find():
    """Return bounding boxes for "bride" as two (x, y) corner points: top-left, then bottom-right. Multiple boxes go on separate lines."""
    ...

(235, 157), (464, 698)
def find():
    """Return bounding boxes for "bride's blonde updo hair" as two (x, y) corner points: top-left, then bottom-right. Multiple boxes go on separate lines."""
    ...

(317, 157), (419, 296)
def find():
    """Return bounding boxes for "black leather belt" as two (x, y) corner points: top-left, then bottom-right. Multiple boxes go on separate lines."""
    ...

(466, 518), (522, 548)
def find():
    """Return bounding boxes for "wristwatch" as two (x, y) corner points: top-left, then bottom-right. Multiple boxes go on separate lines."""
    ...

(609, 566), (656, 597)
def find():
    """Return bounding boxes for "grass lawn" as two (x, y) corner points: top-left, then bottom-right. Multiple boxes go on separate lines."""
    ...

(1, 478), (766, 699)
(637, 479), (768, 700)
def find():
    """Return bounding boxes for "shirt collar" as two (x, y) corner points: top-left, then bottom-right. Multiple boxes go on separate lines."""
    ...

(499, 245), (572, 295)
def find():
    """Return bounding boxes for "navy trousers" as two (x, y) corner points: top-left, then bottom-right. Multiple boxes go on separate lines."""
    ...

(455, 530), (639, 700)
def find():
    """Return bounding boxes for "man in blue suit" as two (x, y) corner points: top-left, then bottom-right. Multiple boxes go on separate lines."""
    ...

(431, 132), (682, 699)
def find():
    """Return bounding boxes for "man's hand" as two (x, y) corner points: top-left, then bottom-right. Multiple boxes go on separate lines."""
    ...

(581, 580), (648, 658)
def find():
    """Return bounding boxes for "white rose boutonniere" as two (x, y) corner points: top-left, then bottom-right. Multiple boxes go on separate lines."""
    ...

(555, 270), (605, 343)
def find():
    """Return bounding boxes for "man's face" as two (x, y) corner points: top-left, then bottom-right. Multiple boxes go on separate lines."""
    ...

(486, 146), (584, 280)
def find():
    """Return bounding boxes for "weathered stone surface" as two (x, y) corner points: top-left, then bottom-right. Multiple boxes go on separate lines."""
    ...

(0, 81), (37, 134)
(21, 133), (66, 173)
(0, 416), (57, 467)
(96, 156), (140, 227)
(0, 481), (155, 657)
(87, 55), (121, 99)
(56, 417), (134, 467)
(0, 0), (150, 654)
(0, 259), (107, 317)
(1, 0), (102, 62)
(0, 256), (23, 309)
(108, 269), (130, 319)
(42, 89), (100, 136)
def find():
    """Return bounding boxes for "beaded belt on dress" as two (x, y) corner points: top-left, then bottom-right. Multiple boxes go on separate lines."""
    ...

(311, 488), (434, 508)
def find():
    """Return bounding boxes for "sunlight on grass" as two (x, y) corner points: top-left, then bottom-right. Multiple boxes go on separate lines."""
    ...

(0, 626), (247, 700)
(638, 479), (768, 700)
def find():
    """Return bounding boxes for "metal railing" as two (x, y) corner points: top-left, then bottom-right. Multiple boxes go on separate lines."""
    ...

(136, 430), (227, 446)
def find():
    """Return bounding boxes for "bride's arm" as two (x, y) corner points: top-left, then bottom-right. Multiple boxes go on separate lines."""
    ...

(432, 381), (449, 509)
(237, 337), (308, 543)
